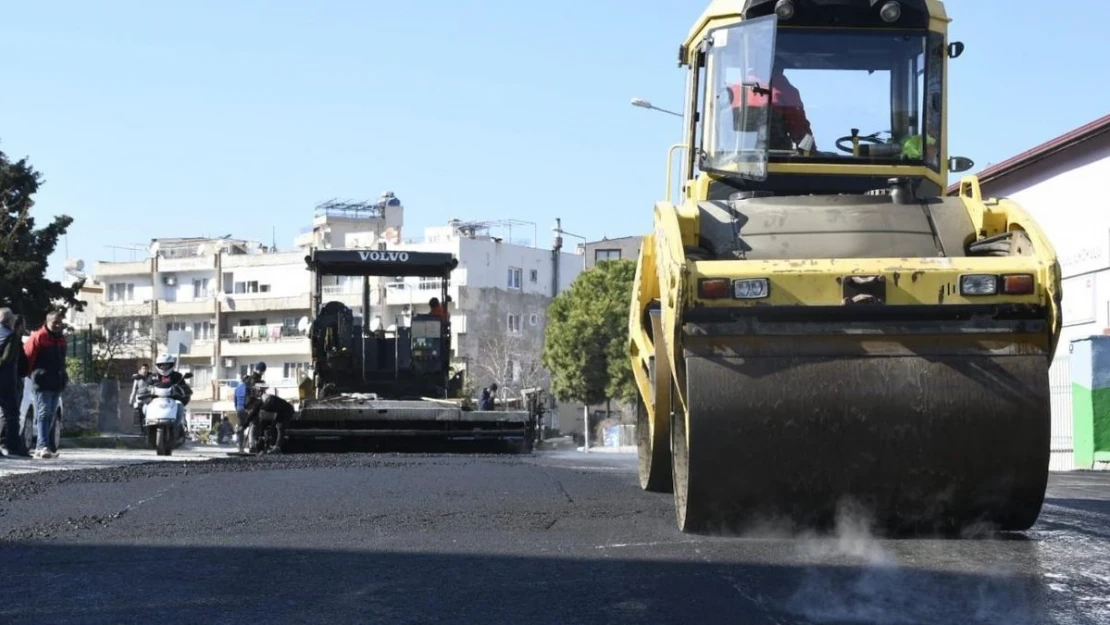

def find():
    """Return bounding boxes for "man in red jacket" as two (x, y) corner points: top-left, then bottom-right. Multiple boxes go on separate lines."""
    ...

(24, 309), (68, 459)
(727, 63), (817, 154)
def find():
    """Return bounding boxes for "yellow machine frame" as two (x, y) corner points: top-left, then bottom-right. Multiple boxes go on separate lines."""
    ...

(628, 0), (1063, 533)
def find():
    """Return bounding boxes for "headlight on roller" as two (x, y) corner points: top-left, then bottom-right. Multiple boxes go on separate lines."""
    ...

(960, 274), (998, 296)
(733, 278), (770, 299)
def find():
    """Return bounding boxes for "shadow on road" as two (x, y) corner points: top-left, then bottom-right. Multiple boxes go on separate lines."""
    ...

(0, 542), (1063, 625)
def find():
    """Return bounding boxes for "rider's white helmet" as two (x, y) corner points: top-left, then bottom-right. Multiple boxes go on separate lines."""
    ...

(155, 353), (177, 376)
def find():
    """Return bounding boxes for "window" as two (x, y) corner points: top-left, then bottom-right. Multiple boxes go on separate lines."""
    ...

(222, 272), (234, 294)
(108, 283), (135, 302)
(233, 280), (261, 294)
(507, 267), (522, 290)
(166, 321), (187, 333)
(283, 362), (310, 381)
(700, 19), (933, 178)
(188, 366), (212, 389)
(529, 269), (538, 283)
(193, 321), (214, 340)
(507, 314), (521, 333)
(594, 249), (621, 263)
(923, 32), (944, 171)
(192, 278), (211, 299)
(529, 313), (539, 326)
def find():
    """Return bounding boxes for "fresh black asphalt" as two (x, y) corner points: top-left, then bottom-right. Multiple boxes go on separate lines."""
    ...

(1, 448), (1108, 624)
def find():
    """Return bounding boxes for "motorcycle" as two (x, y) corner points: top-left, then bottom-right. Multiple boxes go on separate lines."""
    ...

(139, 371), (193, 456)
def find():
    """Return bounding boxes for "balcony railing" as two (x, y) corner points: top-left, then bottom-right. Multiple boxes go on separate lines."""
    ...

(222, 325), (307, 343)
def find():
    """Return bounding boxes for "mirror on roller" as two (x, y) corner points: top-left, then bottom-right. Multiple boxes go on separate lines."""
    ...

(949, 156), (975, 173)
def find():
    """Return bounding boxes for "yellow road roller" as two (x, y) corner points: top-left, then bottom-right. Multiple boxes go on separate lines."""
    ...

(629, 0), (1063, 534)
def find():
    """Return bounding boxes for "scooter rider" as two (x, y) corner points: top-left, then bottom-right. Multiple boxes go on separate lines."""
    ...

(145, 353), (192, 434)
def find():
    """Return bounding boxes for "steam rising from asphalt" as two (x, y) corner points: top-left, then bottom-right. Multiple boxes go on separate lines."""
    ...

(746, 500), (1047, 625)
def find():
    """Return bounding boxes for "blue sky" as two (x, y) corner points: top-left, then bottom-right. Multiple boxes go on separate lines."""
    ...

(1, 1), (1107, 279)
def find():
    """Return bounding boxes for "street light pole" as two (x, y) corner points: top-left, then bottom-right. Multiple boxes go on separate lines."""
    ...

(630, 97), (683, 118)
(552, 222), (590, 452)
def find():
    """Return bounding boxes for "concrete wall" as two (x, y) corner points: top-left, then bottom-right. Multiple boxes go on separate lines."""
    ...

(60, 383), (100, 435)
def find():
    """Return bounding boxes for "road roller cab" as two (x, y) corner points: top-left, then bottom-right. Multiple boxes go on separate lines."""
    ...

(629, 0), (1064, 534)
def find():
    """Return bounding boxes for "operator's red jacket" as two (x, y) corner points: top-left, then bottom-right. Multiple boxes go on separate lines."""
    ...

(24, 326), (67, 393)
(728, 72), (815, 150)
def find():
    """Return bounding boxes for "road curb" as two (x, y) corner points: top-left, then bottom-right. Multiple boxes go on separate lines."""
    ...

(59, 435), (148, 450)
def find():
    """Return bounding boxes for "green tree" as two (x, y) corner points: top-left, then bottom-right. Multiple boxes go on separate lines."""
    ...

(0, 142), (85, 327)
(542, 259), (637, 410)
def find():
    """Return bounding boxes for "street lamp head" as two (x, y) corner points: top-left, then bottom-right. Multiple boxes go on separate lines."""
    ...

(631, 97), (652, 109)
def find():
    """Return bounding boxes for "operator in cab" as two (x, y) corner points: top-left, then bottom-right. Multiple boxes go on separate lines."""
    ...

(727, 60), (816, 155)
(428, 297), (448, 322)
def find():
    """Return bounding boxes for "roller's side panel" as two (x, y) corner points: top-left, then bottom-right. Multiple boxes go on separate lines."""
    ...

(653, 200), (695, 417)
(629, 233), (659, 414)
(680, 346), (1051, 533)
(992, 197), (1064, 358)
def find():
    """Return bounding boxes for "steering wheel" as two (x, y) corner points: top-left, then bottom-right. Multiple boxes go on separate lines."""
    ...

(835, 132), (887, 155)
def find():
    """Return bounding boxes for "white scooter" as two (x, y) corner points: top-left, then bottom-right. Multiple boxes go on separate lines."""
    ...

(141, 372), (192, 456)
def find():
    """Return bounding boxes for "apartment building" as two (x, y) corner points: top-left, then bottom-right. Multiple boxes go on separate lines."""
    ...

(93, 237), (312, 420)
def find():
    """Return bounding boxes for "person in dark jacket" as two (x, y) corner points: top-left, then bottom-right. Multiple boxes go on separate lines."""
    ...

(129, 364), (152, 429)
(24, 309), (68, 459)
(0, 308), (30, 458)
(12, 315), (29, 411)
(235, 362), (267, 452)
(258, 388), (295, 454)
(479, 383), (498, 411)
(216, 416), (233, 444)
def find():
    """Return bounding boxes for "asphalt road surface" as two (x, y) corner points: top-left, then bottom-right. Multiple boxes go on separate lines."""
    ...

(1, 447), (1108, 625)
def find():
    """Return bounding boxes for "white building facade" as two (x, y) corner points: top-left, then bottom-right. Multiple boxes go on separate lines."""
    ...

(946, 113), (1110, 471)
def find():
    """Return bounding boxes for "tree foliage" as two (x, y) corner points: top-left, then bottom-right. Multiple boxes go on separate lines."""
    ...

(541, 260), (637, 407)
(0, 142), (84, 328)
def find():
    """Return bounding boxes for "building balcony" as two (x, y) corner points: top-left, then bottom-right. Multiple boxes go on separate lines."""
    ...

(221, 251), (308, 269)
(220, 326), (311, 357)
(158, 255), (215, 272)
(160, 339), (216, 360)
(318, 285), (368, 309)
(94, 259), (152, 277)
(97, 301), (155, 319)
(158, 299), (217, 316)
(222, 294), (311, 313)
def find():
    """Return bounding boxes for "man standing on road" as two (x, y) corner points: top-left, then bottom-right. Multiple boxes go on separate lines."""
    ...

(24, 309), (68, 459)
(0, 308), (31, 458)
(129, 364), (152, 430)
